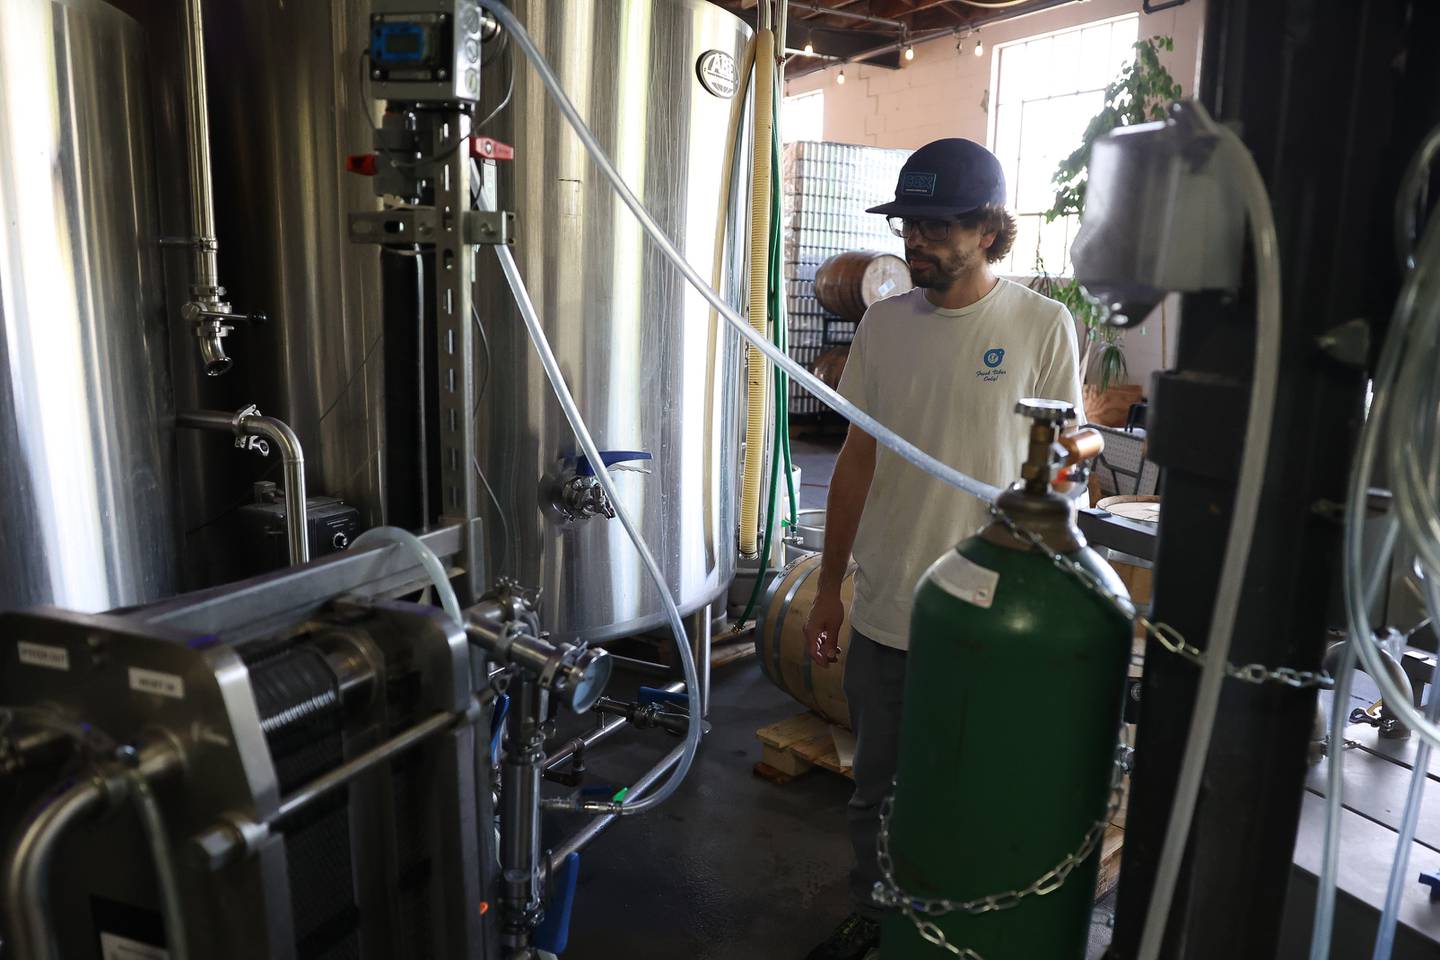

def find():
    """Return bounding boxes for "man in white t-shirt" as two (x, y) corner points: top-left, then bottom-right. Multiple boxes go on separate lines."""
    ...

(802, 138), (1085, 960)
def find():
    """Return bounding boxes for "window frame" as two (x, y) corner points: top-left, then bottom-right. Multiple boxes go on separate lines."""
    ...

(986, 12), (1141, 277)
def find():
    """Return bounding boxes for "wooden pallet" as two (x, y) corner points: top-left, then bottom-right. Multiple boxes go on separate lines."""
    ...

(753, 711), (1126, 901)
(711, 640), (757, 669)
(754, 711), (853, 783)
(711, 622), (757, 669)
(1095, 824), (1125, 900)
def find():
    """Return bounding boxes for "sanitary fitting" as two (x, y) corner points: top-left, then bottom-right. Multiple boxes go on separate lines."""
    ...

(180, 287), (267, 377)
(465, 587), (611, 713)
(554, 475), (615, 521)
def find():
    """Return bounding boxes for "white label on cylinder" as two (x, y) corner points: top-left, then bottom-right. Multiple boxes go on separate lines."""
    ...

(100, 933), (169, 959)
(17, 641), (70, 671)
(929, 553), (1000, 609)
(877, 279), (896, 297)
(128, 667), (184, 700)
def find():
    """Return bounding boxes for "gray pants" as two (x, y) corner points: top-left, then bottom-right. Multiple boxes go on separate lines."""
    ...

(843, 630), (908, 918)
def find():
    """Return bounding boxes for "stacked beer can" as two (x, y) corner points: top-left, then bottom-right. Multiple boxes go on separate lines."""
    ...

(781, 140), (908, 415)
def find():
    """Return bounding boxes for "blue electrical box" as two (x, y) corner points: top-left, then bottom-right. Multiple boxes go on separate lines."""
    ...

(367, 1), (488, 102)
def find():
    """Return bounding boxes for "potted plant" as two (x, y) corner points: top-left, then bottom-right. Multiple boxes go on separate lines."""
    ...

(1033, 35), (1185, 425)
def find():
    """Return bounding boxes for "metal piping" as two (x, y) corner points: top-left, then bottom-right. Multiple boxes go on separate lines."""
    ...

(500, 677), (547, 949)
(176, 0), (267, 374)
(3, 774), (118, 960)
(273, 708), (465, 824)
(688, 604), (712, 718)
(126, 746), (188, 960)
(786, 0), (1082, 74)
(544, 743), (686, 882)
(541, 680), (685, 773)
(177, 406), (309, 565)
(179, 0), (218, 296)
(791, 1), (903, 29)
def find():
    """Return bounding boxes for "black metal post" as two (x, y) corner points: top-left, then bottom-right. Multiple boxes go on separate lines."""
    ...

(1107, 1), (1440, 956)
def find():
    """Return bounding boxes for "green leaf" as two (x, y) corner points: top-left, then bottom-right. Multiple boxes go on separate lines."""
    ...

(1047, 36), (1183, 222)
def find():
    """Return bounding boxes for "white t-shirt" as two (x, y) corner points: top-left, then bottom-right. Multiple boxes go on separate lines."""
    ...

(836, 279), (1086, 650)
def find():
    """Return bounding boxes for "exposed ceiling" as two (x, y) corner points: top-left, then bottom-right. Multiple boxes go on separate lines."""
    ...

(706, 0), (1082, 77)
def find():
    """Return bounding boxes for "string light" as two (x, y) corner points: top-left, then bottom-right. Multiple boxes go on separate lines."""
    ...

(974, 31), (984, 56)
(905, 44), (915, 61)
(836, 66), (846, 84)
(803, 33), (814, 55)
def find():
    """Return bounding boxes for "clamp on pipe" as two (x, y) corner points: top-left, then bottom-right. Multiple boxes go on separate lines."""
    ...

(176, 406), (309, 564)
(464, 595), (611, 715)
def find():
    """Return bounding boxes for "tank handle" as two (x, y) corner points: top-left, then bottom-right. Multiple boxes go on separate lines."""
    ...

(575, 450), (652, 477)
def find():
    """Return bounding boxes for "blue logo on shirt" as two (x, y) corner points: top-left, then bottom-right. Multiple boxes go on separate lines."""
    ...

(983, 348), (1005, 368)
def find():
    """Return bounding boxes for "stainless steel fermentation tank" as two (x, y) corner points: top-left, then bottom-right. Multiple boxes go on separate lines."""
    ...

(0, 0), (179, 611)
(475, 0), (750, 639)
(201, 0), (750, 638)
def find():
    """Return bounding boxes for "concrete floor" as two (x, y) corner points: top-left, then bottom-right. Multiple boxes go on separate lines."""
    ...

(554, 433), (1119, 959)
(556, 658), (1119, 959)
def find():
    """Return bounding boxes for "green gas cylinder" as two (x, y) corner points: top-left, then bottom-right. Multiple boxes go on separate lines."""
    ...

(880, 399), (1133, 960)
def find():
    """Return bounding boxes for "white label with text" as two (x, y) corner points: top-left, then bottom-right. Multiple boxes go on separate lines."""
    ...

(929, 552), (1000, 609)
(17, 641), (70, 671)
(129, 667), (184, 700)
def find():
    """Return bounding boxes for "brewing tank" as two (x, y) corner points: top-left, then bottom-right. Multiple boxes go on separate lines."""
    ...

(475, 0), (750, 640)
(0, 0), (179, 611)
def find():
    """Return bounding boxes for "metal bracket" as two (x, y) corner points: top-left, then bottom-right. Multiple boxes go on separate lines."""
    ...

(348, 208), (515, 246)
(1316, 318), (1371, 368)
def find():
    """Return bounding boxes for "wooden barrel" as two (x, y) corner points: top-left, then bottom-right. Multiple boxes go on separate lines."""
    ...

(811, 344), (850, 391)
(814, 251), (911, 320)
(756, 553), (857, 728)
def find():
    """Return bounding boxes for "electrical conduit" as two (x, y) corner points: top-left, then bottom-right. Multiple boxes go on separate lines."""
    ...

(740, 25), (776, 558)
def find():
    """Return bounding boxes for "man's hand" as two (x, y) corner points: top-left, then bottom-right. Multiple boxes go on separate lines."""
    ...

(804, 587), (846, 668)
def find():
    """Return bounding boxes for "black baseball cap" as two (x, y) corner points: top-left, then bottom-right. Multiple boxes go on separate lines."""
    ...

(866, 138), (1008, 219)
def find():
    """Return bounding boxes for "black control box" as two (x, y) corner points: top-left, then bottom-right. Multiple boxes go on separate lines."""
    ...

(234, 482), (361, 575)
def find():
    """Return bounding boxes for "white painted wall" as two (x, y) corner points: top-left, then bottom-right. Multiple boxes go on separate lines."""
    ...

(783, 0), (1206, 387)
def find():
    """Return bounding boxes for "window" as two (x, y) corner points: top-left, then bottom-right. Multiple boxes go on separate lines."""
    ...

(782, 90), (824, 143)
(988, 14), (1140, 275)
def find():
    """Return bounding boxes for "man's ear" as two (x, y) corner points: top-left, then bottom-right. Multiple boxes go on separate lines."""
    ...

(979, 230), (997, 251)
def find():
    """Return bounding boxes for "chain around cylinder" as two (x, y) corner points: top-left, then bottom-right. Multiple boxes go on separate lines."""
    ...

(988, 507), (1334, 691)
(872, 734), (1129, 958)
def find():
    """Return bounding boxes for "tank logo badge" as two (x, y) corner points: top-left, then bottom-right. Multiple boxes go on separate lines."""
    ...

(983, 348), (1005, 368)
(697, 50), (738, 98)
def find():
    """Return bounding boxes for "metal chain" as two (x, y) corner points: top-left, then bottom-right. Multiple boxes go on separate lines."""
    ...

(873, 506), (1329, 956)
(872, 733), (1129, 957)
(988, 508), (1334, 691)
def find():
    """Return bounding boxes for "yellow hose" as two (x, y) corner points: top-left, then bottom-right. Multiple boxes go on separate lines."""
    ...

(739, 28), (775, 558)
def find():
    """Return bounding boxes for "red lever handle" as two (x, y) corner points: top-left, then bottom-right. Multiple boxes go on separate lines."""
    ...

(471, 137), (515, 161)
(345, 154), (378, 176)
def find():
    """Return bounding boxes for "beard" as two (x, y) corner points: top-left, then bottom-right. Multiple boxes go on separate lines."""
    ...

(906, 245), (982, 289)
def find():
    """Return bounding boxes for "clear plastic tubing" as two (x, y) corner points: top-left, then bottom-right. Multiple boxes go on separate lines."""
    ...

(1318, 168), (1440, 960)
(351, 526), (463, 627)
(495, 245), (699, 817)
(1136, 118), (1284, 960)
(1345, 219), (1440, 744)
(1372, 581), (1440, 960)
(472, 0), (999, 507)
(1312, 514), (1397, 960)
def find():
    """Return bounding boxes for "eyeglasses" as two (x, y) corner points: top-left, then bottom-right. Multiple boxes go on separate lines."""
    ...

(887, 217), (959, 242)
